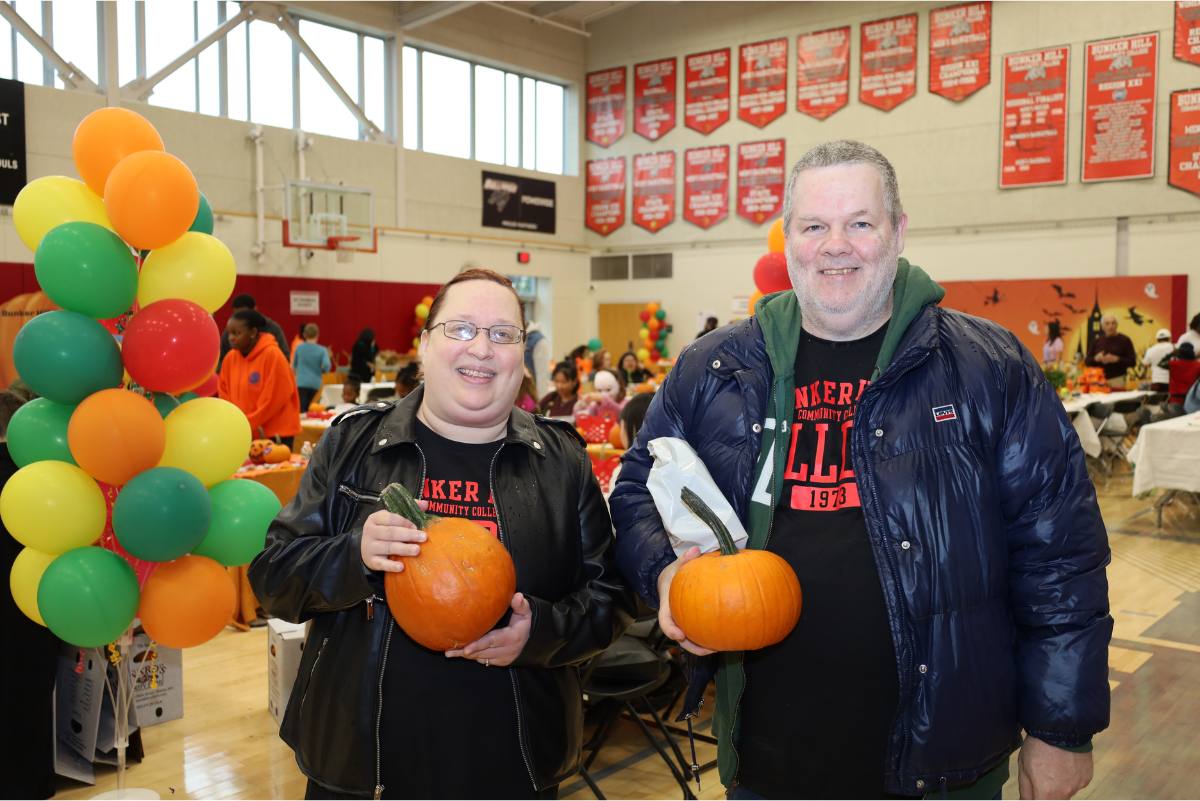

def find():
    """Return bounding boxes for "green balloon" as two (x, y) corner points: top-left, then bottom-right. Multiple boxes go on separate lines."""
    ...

(189, 192), (214, 235)
(654, 309), (666, 321)
(6, 398), (77, 467)
(112, 467), (212, 562)
(38, 547), (139, 647)
(34, 222), (138, 319)
(151, 392), (180, 418)
(176, 392), (200, 404)
(660, 346), (670, 358)
(587, 337), (603, 352)
(193, 479), (282, 566)
(12, 310), (123, 405)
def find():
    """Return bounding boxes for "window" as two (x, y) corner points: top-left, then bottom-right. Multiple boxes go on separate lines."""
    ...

(403, 44), (567, 175)
(145, 0), (197, 112)
(298, 19), (359, 139)
(51, 2), (98, 90)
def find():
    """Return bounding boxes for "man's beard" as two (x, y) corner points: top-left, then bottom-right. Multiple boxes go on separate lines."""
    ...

(786, 233), (903, 338)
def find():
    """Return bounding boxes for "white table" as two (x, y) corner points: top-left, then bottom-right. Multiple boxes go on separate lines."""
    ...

(1126, 411), (1200, 497)
(1061, 390), (1149, 458)
(319, 381), (392, 407)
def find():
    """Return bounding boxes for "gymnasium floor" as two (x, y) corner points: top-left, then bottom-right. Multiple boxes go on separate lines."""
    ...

(56, 469), (1200, 800)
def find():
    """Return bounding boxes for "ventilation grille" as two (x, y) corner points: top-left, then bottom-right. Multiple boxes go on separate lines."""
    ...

(632, 253), (673, 279)
(590, 255), (629, 281)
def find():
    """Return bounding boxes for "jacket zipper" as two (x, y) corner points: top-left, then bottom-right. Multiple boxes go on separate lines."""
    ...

(298, 636), (329, 718)
(488, 443), (540, 793)
(373, 447), (427, 801)
(337, 485), (381, 503)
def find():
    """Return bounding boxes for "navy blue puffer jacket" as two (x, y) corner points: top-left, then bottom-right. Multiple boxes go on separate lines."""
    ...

(610, 269), (1111, 795)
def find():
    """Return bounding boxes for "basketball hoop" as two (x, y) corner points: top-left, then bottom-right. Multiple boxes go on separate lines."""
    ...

(327, 235), (361, 250)
(327, 235), (361, 264)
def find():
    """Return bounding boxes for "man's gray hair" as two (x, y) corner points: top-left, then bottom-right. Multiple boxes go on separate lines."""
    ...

(782, 140), (904, 230)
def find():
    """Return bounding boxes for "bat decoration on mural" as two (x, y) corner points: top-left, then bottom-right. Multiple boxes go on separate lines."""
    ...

(1063, 302), (1086, 314)
(1050, 284), (1077, 299)
(982, 288), (1003, 306)
(1125, 306), (1152, 326)
(1042, 308), (1063, 317)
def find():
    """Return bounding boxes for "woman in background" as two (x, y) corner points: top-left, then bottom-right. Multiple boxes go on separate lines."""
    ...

(616, 351), (651, 386)
(1043, 320), (1064, 365)
(292, 323), (332, 411)
(219, 310), (301, 448)
(349, 328), (378, 383)
(538, 361), (580, 419)
(516, 369), (538, 413)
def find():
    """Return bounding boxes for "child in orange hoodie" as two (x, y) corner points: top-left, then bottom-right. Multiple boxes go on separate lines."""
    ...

(219, 310), (301, 447)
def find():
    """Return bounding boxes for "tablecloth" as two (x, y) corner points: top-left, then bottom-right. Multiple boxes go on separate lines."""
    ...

(1126, 411), (1200, 496)
(1061, 390), (1149, 458)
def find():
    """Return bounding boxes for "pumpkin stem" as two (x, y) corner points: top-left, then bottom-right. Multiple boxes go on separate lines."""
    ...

(680, 486), (739, 556)
(381, 482), (428, 529)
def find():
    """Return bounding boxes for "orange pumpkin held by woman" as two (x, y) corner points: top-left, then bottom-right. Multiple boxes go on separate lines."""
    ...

(669, 487), (802, 651)
(381, 482), (516, 651)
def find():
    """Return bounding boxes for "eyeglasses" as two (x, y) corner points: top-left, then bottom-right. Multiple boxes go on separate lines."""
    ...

(430, 320), (525, 345)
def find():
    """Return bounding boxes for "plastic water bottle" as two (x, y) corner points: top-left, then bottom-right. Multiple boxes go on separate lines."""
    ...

(300, 441), (314, 460)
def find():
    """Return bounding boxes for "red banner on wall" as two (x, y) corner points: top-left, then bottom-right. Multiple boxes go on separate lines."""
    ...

(1000, 46), (1070, 188)
(1176, 1), (1200, 65)
(585, 158), (626, 236)
(1082, 32), (1158, 183)
(796, 27), (850, 119)
(634, 58), (676, 141)
(737, 139), (786, 225)
(683, 146), (729, 229)
(684, 48), (731, 134)
(632, 152), (676, 232)
(739, 38), (788, 127)
(586, 68), (626, 147)
(1169, 88), (1200, 196)
(929, 2), (992, 101)
(860, 14), (917, 111)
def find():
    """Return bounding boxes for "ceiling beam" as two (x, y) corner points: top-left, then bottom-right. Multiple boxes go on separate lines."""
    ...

(528, 1), (578, 16)
(396, 2), (476, 30)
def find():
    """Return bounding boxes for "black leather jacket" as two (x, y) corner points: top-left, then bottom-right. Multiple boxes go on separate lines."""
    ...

(248, 388), (635, 796)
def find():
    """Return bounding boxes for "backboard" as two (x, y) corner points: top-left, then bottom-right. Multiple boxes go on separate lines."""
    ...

(283, 180), (377, 252)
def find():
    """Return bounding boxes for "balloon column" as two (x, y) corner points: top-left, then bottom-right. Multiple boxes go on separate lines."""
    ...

(410, 294), (434, 354)
(636, 302), (673, 364)
(748, 217), (789, 315)
(4, 107), (281, 654)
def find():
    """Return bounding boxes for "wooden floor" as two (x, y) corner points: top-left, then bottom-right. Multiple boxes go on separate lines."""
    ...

(56, 465), (1200, 800)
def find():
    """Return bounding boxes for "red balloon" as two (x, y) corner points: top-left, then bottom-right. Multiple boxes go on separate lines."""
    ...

(121, 299), (219, 394)
(753, 252), (791, 294)
(639, 310), (651, 322)
(192, 372), (219, 397)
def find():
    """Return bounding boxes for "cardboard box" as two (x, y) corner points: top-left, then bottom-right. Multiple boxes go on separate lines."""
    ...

(268, 619), (309, 725)
(129, 632), (183, 728)
(53, 646), (142, 784)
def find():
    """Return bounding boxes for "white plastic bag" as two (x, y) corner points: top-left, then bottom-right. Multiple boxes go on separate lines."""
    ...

(646, 437), (749, 557)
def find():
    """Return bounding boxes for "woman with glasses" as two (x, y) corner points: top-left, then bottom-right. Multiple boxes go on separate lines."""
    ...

(250, 268), (634, 800)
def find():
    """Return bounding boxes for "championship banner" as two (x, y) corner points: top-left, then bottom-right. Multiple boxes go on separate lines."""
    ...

(0, 78), (27, 205)
(1000, 45), (1070, 188)
(1082, 32), (1158, 183)
(634, 58), (676, 141)
(1176, 1), (1200, 66)
(739, 38), (788, 127)
(585, 158), (625, 236)
(684, 48), (731, 134)
(737, 139), (786, 225)
(632, 151), (676, 232)
(1169, 88), (1200, 197)
(586, 67), (626, 147)
(929, 2), (992, 101)
(860, 14), (917, 111)
(683, 145), (729, 229)
(796, 27), (850, 120)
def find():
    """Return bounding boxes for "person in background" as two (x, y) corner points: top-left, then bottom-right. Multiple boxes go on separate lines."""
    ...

(219, 309), (301, 449)
(603, 391), (655, 503)
(290, 322), (307, 357)
(696, 315), (719, 340)
(1176, 313), (1200, 352)
(349, 328), (378, 383)
(1168, 342), (1200, 407)
(219, 293), (290, 368)
(248, 267), (633, 800)
(516, 369), (538, 413)
(394, 363), (421, 399)
(1043, 319), (1065, 365)
(330, 379), (362, 414)
(538, 361), (579, 419)
(616, 351), (651, 385)
(1142, 328), (1175, 393)
(293, 323), (332, 411)
(589, 349), (613, 381)
(1085, 314), (1136, 389)
(0, 385), (60, 800)
(523, 319), (551, 398)
(574, 368), (626, 421)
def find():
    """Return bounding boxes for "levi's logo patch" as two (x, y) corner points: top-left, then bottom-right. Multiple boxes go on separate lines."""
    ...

(932, 404), (957, 423)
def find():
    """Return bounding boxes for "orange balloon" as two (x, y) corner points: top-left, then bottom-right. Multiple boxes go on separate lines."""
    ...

(767, 218), (785, 254)
(646, 302), (660, 314)
(72, 108), (164, 196)
(748, 290), (765, 316)
(68, 388), (165, 485)
(608, 423), (624, 449)
(647, 318), (661, 331)
(138, 555), (235, 648)
(103, 151), (199, 250)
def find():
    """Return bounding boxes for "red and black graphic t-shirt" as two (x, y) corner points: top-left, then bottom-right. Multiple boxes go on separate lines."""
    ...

(379, 420), (533, 799)
(738, 325), (899, 799)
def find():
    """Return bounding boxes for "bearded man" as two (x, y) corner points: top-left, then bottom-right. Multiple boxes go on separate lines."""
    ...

(610, 140), (1111, 799)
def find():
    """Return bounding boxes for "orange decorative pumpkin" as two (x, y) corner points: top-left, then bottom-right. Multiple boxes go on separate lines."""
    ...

(669, 487), (802, 651)
(307, 401), (324, 414)
(248, 439), (268, 463)
(608, 422), (624, 449)
(381, 482), (516, 651)
(0, 291), (58, 388)
(262, 442), (291, 463)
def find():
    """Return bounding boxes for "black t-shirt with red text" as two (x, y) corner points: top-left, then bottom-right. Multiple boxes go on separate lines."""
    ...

(378, 420), (533, 799)
(737, 324), (899, 799)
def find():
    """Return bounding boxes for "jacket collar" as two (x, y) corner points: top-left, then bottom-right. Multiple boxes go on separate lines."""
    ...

(370, 385), (548, 457)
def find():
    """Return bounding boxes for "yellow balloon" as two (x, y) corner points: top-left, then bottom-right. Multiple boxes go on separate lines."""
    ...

(138, 232), (237, 312)
(158, 397), (252, 486)
(10, 547), (56, 626)
(12, 176), (113, 253)
(0, 461), (106, 553)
